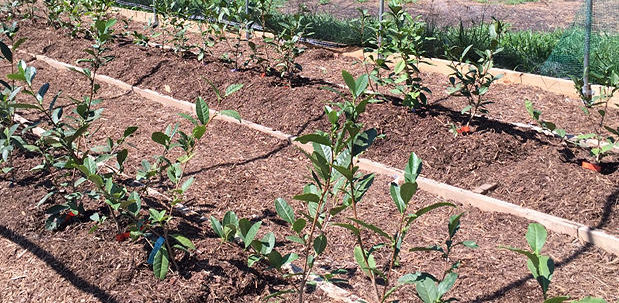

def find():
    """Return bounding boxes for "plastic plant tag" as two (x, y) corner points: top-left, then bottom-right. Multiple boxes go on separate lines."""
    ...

(147, 236), (166, 265)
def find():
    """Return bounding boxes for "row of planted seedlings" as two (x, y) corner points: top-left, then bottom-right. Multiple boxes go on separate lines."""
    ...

(15, 0), (619, 172)
(0, 12), (614, 301)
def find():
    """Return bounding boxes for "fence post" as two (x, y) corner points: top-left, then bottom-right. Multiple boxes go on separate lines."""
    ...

(152, 0), (159, 27)
(378, 0), (385, 46)
(582, 0), (593, 100)
(245, 0), (251, 39)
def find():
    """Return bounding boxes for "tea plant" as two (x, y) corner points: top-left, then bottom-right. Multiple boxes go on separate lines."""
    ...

(573, 61), (619, 163)
(407, 213), (478, 303)
(211, 70), (374, 300)
(372, 3), (432, 109)
(525, 62), (618, 166)
(249, 0), (275, 74)
(155, 0), (194, 54)
(211, 71), (464, 302)
(446, 20), (503, 132)
(0, 24), (34, 177)
(266, 14), (311, 85)
(501, 223), (607, 303)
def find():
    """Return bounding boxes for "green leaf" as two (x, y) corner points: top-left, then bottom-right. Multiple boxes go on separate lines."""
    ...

(195, 97), (210, 124)
(151, 132), (170, 146)
(437, 272), (458, 297)
(354, 74), (369, 98)
(399, 182), (418, 205)
(192, 125), (206, 140)
(274, 198), (295, 224)
(247, 254), (262, 267)
(83, 157), (97, 175)
(353, 245), (376, 277)
(210, 216), (224, 238)
(238, 219), (262, 249)
(0, 40), (12, 62)
(461, 240), (478, 249)
(543, 297), (570, 303)
(405, 153), (423, 182)
(170, 234), (196, 250)
(313, 234), (327, 255)
(390, 183), (406, 214)
(293, 193), (320, 203)
(181, 177), (194, 192)
(460, 105), (473, 114)
(526, 223), (547, 253)
(295, 133), (331, 146)
(292, 218), (306, 233)
(416, 277), (439, 303)
(333, 223), (360, 236)
(153, 247), (169, 280)
(398, 272), (423, 285)
(224, 83), (244, 97)
(342, 70), (356, 96)
(219, 110), (241, 122)
(448, 213), (463, 239)
(123, 126), (138, 137)
(348, 218), (392, 241)
(572, 297), (607, 303)
(352, 128), (377, 156)
(286, 235), (305, 245)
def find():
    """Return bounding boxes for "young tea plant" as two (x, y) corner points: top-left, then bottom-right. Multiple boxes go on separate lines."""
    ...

(0, 22), (31, 176)
(266, 14), (311, 86)
(446, 20), (504, 133)
(407, 213), (478, 303)
(501, 223), (607, 303)
(372, 3), (432, 109)
(211, 70), (375, 301)
(525, 63), (618, 170)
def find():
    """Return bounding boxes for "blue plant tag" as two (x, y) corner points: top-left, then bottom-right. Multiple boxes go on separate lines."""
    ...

(147, 236), (165, 265)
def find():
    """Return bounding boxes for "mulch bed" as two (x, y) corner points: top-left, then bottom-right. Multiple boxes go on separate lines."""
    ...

(1, 59), (617, 302)
(0, 15), (617, 303)
(15, 17), (619, 234)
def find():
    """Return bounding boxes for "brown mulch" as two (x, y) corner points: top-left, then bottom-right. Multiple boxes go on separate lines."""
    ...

(14, 18), (619, 234)
(0, 59), (617, 302)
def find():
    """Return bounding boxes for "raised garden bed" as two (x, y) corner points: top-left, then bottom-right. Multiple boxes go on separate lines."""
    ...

(17, 17), (619, 234)
(1, 9), (618, 303)
(1, 58), (618, 302)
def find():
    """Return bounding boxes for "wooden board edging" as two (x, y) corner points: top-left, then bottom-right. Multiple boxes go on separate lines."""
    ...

(26, 51), (619, 256)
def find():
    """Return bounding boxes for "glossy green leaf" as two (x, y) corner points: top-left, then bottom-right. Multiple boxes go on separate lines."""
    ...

(526, 223), (547, 253)
(153, 247), (169, 280)
(274, 198), (295, 224)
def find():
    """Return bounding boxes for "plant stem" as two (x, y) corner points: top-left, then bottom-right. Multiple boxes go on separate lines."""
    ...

(348, 157), (381, 303)
(380, 214), (406, 301)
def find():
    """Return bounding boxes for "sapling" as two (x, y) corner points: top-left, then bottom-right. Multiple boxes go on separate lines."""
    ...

(525, 62), (618, 168)
(446, 20), (504, 132)
(211, 70), (375, 301)
(501, 223), (607, 303)
(407, 213), (478, 303)
(0, 22), (30, 177)
(266, 14), (311, 85)
(371, 3), (432, 109)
